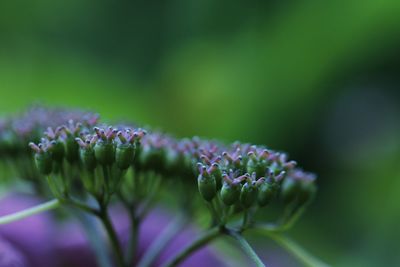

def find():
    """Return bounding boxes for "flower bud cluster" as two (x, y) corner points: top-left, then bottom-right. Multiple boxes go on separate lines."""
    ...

(30, 123), (146, 198)
(0, 106), (98, 183)
(126, 132), (316, 212)
(194, 144), (315, 209)
(21, 107), (316, 227)
(0, 106), (98, 157)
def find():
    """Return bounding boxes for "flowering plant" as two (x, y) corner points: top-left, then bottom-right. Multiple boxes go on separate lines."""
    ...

(0, 107), (328, 267)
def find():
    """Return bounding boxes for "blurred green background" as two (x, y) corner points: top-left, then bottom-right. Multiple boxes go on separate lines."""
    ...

(1, 1), (400, 266)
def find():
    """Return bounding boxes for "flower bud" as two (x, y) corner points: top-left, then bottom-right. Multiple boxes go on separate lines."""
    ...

(80, 147), (97, 171)
(76, 136), (98, 171)
(257, 177), (278, 207)
(62, 121), (83, 163)
(34, 152), (53, 175)
(94, 140), (115, 166)
(197, 165), (216, 201)
(65, 137), (79, 163)
(240, 181), (258, 208)
(29, 142), (53, 175)
(50, 140), (65, 163)
(222, 151), (246, 174)
(246, 150), (269, 178)
(45, 127), (65, 163)
(246, 159), (265, 178)
(209, 163), (223, 190)
(221, 181), (240, 205)
(116, 143), (135, 170)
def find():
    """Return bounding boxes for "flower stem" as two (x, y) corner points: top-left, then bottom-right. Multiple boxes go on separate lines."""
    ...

(0, 199), (60, 225)
(242, 209), (250, 230)
(161, 227), (221, 267)
(125, 210), (138, 266)
(98, 206), (125, 267)
(225, 229), (266, 267)
(206, 201), (219, 226)
(258, 230), (330, 267)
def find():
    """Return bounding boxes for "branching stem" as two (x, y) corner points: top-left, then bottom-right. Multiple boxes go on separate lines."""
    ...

(98, 205), (125, 267)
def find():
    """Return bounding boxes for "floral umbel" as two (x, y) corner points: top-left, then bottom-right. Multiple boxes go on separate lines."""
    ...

(0, 106), (329, 267)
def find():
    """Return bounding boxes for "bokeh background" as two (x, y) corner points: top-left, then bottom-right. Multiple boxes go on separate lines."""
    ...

(1, 1), (400, 266)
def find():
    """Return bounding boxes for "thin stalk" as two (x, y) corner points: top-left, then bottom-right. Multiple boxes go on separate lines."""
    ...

(242, 209), (250, 230)
(220, 205), (232, 225)
(226, 229), (266, 267)
(281, 205), (306, 230)
(0, 199), (60, 225)
(98, 206), (125, 267)
(206, 201), (220, 226)
(125, 210), (139, 266)
(46, 176), (60, 197)
(260, 231), (330, 267)
(102, 165), (110, 198)
(161, 227), (221, 267)
(117, 192), (138, 265)
(138, 214), (187, 267)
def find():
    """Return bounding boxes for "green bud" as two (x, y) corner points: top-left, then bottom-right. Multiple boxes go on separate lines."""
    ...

(221, 182), (240, 205)
(94, 140), (115, 166)
(139, 146), (166, 172)
(246, 159), (265, 178)
(209, 163), (223, 190)
(240, 181), (258, 208)
(65, 137), (79, 163)
(116, 143), (135, 170)
(281, 178), (300, 204)
(34, 152), (53, 175)
(50, 140), (65, 163)
(80, 148), (97, 171)
(197, 168), (216, 201)
(257, 178), (278, 207)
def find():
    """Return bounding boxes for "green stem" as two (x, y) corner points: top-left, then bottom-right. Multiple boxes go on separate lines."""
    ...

(98, 207), (125, 267)
(257, 230), (330, 267)
(46, 176), (60, 197)
(220, 205), (231, 225)
(206, 201), (219, 226)
(0, 199), (60, 225)
(102, 165), (110, 198)
(242, 209), (250, 230)
(161, 227), (221, 267)
(281, 205), (306, 230)
(138, 214), (187, 267)
(125, 210), (139, 266)
(226, 229), (266, 267)
(116, 192), (138, 265)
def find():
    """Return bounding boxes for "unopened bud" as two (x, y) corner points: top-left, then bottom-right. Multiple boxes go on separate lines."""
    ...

(240, 181), (258, 208)
(197, 168), (216, 202)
